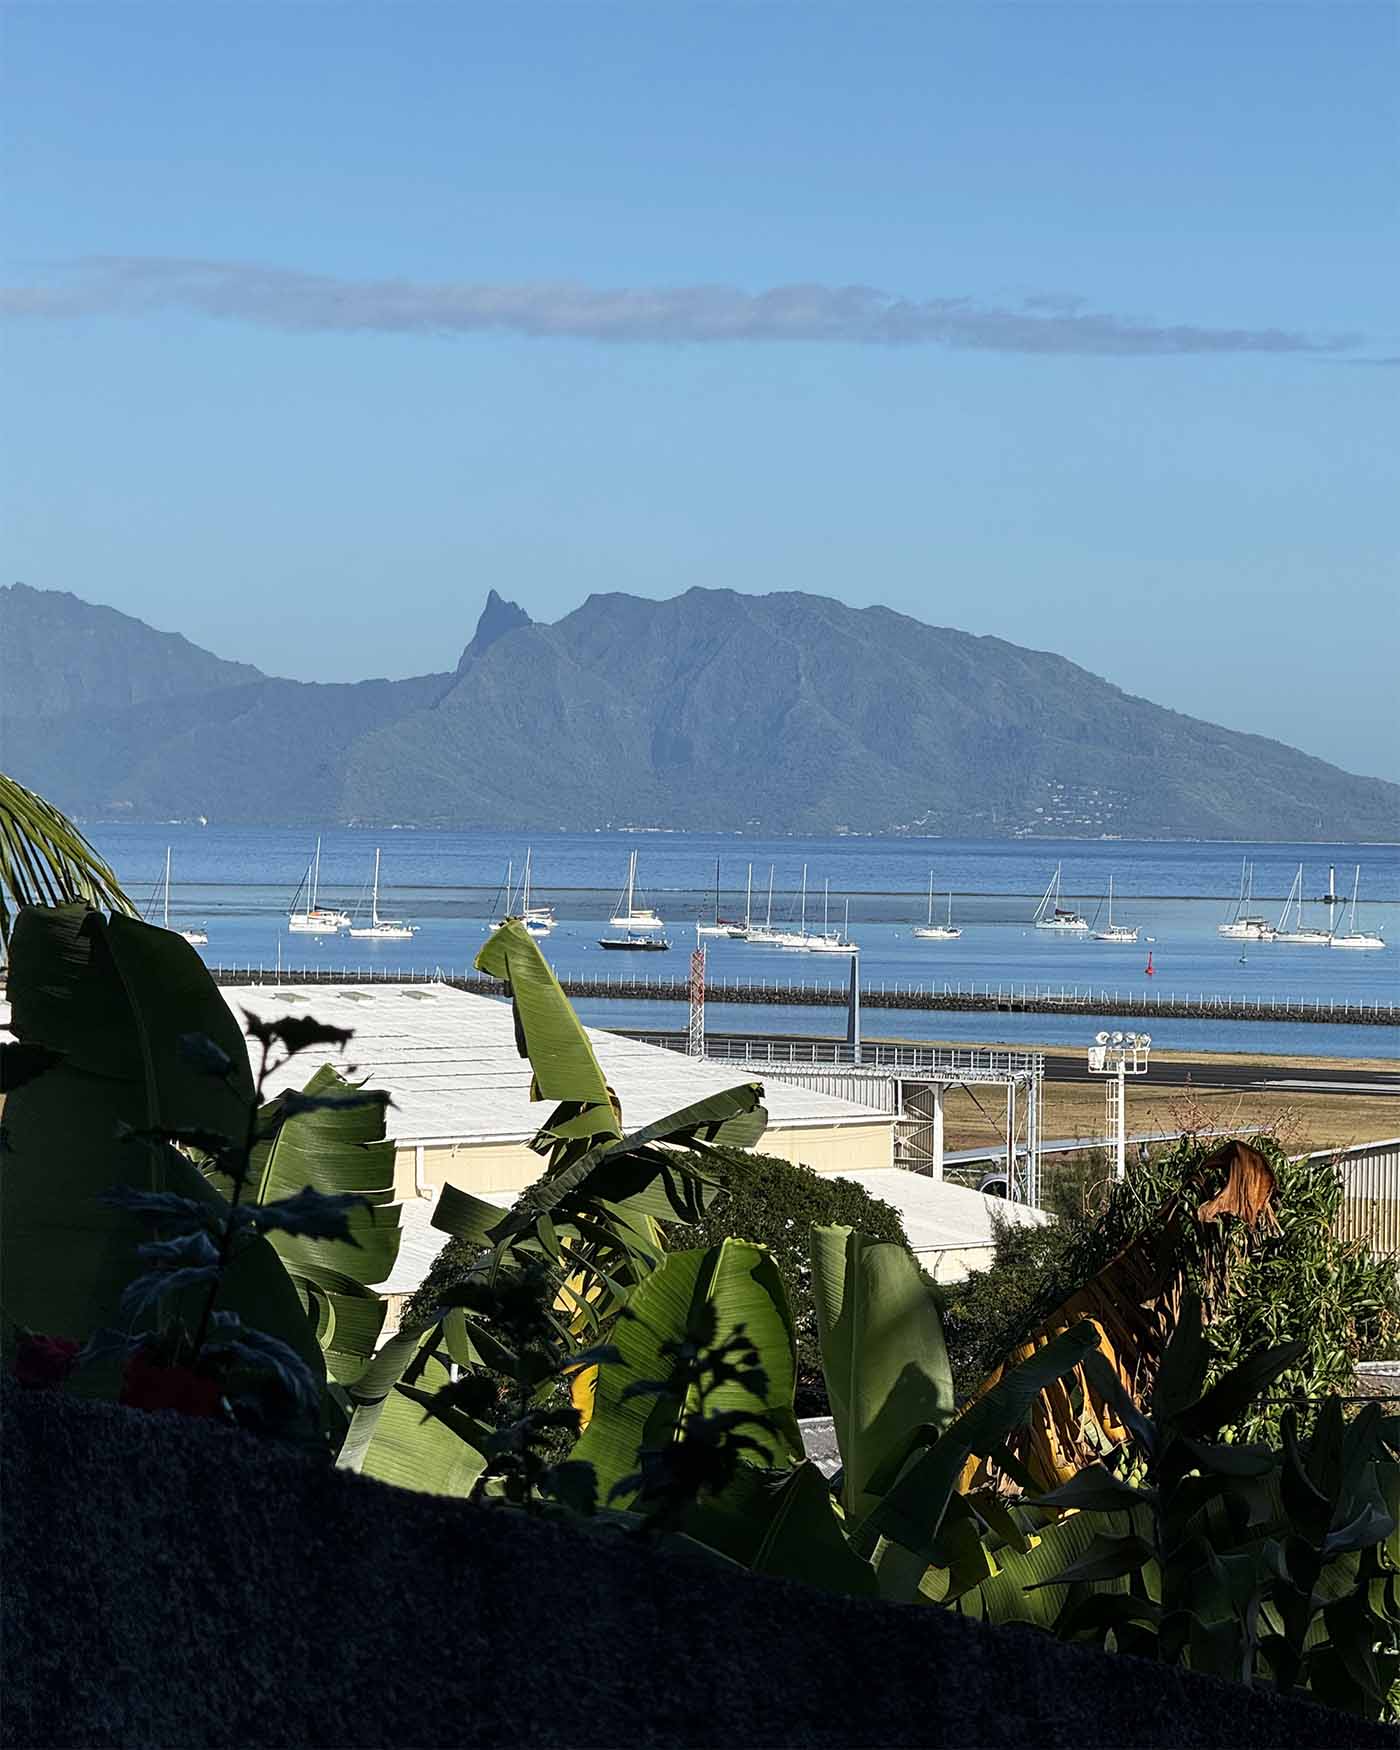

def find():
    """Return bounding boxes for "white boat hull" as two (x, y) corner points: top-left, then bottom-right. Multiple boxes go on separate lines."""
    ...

(348, 923), (417, 940)
(289, 915), (344, 935)
(1330, 934), (1386, 951)
(180, 929), (209, 946)
(913, 926), (961, 940)
(1036, 918), (1089, 932)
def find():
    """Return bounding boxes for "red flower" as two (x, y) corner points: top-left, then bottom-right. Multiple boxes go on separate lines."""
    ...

(13, 1333), (81, 1389)
(120, 1353), (225, 1419)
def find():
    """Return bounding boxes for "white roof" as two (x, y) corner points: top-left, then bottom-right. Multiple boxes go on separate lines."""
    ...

(223, 982), (891, 1147)
(837, 1168), (1051, 1258)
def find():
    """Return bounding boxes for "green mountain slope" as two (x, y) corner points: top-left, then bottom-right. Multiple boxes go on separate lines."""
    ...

(1, 582), (264, 716)
(2, 584), (1395, 839)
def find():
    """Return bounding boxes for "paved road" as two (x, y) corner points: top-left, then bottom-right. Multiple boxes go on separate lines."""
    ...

(1037, 1053), (1399, 1096)
(687, 1031), (1400, 1098)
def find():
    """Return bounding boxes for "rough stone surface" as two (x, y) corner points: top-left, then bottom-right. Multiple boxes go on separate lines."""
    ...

(3, 1382), (1394, 1750)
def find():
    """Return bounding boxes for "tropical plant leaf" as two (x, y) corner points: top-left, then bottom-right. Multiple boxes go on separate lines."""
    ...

(475, 919), (620, 1149)
(431, 1183), (508, 1248)
(0, 772), (136, 947)
(858, 1321), (1100, 1565)
(573, 1240), (804, 1504)
(957, 1503), (1157, 1628)
(809, 1225), (956, 1521)
(0, 906), (319, 1395)
(682, 1462), (879, 1597)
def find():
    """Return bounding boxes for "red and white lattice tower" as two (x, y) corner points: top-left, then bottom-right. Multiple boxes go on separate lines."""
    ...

(688, 942), (706, 1057)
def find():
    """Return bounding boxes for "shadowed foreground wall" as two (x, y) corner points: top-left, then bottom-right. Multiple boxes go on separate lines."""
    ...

(2, 1383), (1393, 1750)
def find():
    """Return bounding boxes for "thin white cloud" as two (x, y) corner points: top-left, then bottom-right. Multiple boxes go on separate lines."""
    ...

(0, 254), (1358, 357)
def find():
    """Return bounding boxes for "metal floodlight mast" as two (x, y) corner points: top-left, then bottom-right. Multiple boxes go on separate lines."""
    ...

(1087, 1028), (1152, 1179)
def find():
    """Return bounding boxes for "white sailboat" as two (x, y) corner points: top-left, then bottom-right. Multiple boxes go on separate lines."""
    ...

(1217, 859), (1275, 940)
(607, 849), (665, 932)
(289, 837), (350, 934)
(807, 892), (859, 953)
(1033, 864), (1089, 932)
(157, 847), (207, 946)
(1274, 865), (1331, 945)
(913, 871), (961, 940)
(776, 865), (824, 950)
(1329, 865), (1386, 950)
(697, 858), (747, 937)
(742, 865), (783, 944)
(493, 850), (554, 935)
(1092, 876), (1138, 943)
(348, 848), (417, 940)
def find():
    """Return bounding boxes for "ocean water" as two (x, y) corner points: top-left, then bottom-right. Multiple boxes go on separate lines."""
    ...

(89, 825), (1399, 1061)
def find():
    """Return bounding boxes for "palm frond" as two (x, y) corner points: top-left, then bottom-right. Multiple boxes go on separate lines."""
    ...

(0, 772), (136, 948)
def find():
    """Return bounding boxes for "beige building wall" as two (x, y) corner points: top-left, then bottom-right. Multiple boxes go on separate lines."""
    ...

(404, 1117), (894, 1201)
(752, 1121), (893, 1176)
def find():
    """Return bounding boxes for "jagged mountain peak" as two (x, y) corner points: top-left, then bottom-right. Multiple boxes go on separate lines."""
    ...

(457, 590), (532, 674)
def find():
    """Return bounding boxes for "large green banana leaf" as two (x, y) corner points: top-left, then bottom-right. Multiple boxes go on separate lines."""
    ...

(0, 773), (136, 948)
(0, 905), (322, 1392)
(573, 1239), (804, 1503)
(335, 1319), (488, 1496)
(810, 1225), (956, 1521)
(681, 1461), (878, 1597)
(957, 1502), (1158, 1627)
(236, 1061), (403, 1383)
(857, 1320), (1101, 1565)
(476, 919), (621, 1156)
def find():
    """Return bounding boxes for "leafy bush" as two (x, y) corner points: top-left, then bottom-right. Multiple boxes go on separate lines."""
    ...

(942, 1133), (1400, 1432)
(666, 1146), (909, 1416)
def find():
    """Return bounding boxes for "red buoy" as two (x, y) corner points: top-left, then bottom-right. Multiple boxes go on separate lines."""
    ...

(1144, 951), (1155, 977)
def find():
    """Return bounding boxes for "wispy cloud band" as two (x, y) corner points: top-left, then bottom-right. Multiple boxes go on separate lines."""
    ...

(0, 255), (1357, 357)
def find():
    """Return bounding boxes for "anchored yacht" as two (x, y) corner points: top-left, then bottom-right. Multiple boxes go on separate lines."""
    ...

(347, 848), (418, 940)
(1329, 866), (1386, 951)
(913, 871), (961, 940)
(1092, 876), (1138, 944)
(1033, 864), (1089, 932)
(288, 837), (350, 934)
(1274, 865), (1331, 945)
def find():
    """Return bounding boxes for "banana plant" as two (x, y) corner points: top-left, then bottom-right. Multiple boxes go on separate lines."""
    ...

(0, 904), (322, 1395)
(213, 1060), (403, 1389)
(336, 921), (774, 1495)
(0, 771), (135, 949)
(956, 1293), (1400, 1721)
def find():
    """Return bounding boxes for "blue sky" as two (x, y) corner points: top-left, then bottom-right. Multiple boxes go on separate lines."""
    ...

(4, 2), (1397, 781)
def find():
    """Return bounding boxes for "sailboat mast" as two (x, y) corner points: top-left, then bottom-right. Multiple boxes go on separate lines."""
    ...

(164, 847), (171, 930)
(312, 836), (321, 911)
(927, 871), (934, 928)
(714, 857), (721, 926)
(745, 863), (753, 930)
(627, 850), (637, 916)
(800, 865), (808, 935)
(823, 878), (830, 935)
(766, 865), (774, 928)
(522, 848), (532, 914)
(372, 848), (381, 927)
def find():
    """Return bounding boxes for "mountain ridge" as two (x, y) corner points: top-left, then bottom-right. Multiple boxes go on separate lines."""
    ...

(1, 583), (1395, 840)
